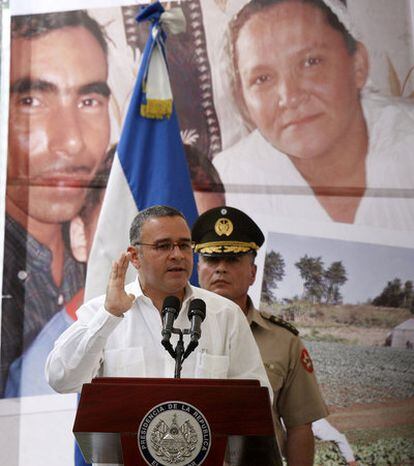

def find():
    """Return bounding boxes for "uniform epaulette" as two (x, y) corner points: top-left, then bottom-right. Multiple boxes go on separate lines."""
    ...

(259, 312), (299, 335)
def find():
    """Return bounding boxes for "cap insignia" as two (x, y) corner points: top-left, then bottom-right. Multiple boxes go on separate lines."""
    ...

(214, 217), (233, 237)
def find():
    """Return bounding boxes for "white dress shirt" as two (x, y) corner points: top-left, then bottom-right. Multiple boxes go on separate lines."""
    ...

(46, 281), (272, 466)
(46, 280), (271, 390)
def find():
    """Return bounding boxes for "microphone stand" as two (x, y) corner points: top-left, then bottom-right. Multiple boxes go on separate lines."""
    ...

(173, 329), (184, 378)
(168, 328), (192, 379)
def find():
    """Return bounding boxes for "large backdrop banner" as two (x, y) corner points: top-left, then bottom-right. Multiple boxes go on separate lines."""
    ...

(0, 0), (413, 465)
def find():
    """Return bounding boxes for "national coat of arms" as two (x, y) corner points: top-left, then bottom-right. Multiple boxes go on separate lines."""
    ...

(138, 401), (211, 466)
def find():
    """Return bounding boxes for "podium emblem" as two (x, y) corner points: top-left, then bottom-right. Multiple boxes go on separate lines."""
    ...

(138, 401), (211, 465)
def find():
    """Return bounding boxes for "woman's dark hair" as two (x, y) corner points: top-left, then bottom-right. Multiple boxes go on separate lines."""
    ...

(231, 0), (356, 62)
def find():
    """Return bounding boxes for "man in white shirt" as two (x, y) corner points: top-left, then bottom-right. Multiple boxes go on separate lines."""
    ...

(46, 204), (270, 391)
(46, 205), (272, 465)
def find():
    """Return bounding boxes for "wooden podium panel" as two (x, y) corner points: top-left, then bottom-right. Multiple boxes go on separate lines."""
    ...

(74, 377), (280, 466)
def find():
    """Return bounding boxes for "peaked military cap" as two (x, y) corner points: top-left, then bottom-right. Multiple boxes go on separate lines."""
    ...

(192, 206), (264, 256)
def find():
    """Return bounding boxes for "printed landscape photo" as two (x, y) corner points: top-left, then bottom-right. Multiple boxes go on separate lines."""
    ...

(260, 232), (414, 465)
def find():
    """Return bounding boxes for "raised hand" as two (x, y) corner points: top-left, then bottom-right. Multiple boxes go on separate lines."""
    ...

(104, 252), (136, 316)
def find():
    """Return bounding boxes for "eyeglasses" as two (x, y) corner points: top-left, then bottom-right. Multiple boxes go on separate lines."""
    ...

(133, 240), (195, 254)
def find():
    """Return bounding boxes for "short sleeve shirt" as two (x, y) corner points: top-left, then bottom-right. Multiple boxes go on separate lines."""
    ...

(247, 301), (328, 450)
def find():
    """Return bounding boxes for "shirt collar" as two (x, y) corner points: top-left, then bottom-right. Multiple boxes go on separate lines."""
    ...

(132, 278), (193, 310)
(246, 296), (271, 329)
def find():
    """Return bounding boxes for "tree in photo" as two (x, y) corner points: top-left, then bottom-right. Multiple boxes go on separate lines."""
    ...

(402, 280), (414, 312)
(295, 255), (325, 303)
(323, 261), (347, 304)
(261, 250), (285, 303)
(295, 255), (348, 305)
(373, 278), (414, 311)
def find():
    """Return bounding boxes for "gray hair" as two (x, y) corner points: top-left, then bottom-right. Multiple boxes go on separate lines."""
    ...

(129, 205), (186, 245)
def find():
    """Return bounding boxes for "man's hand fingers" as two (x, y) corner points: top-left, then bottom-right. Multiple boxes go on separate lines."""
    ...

(109, 253), (130, 283)
(119, 252), (131, 274)
(105, 253), (134, 316)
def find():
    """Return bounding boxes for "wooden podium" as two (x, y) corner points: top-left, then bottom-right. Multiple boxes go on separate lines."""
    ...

(73, 377), (282, 465)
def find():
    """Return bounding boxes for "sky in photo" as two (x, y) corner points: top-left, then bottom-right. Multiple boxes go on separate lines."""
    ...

(265, 232), (414, 304)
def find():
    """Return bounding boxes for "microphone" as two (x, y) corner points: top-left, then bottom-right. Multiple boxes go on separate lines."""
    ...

(183, 299), (206, 360)
(161, 295), (181, 344)
(188, 299), (206, 343)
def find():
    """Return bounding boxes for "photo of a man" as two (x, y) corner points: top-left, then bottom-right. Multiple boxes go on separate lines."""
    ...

(1, 10), (111, 397)
(213, 0), (414, 230)
(1, 2), (225, 398)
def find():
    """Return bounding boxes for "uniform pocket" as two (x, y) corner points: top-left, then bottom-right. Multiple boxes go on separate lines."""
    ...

(102, 347), (145, 377)
(195, 352), (230, 378)
(264, 363), (284, 392)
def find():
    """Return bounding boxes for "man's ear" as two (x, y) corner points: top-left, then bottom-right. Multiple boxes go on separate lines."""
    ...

(250, 263), (257, 286)
(353, 41), (369, 90)
(127, 245), (140, 269)
(69, 216), (88, 263)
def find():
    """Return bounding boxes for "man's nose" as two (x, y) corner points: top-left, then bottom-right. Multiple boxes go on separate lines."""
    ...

(169, 243), (185, 259)
(276, 75), (309, 109)
(214, 260), (228, 273)
(48, 105), (85, 156)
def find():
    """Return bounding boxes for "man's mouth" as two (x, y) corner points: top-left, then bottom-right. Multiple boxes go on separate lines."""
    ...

(212, 279), (230, 286)
(167, 266), (186, 273)
(30, 168), (95, 188)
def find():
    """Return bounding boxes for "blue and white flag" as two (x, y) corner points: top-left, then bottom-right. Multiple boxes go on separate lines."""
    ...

(85, 2), (198, 302)
(77, 3), (198, 465)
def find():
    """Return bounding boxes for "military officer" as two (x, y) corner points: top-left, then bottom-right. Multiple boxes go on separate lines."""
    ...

(192, 206), (329, 466)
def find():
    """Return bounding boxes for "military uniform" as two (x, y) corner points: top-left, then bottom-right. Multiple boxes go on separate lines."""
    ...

(192, 205), (329, 459)
(247, 298), (328, 453)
